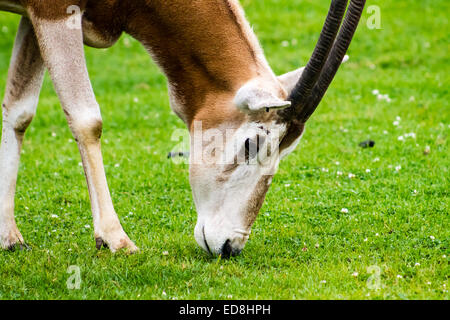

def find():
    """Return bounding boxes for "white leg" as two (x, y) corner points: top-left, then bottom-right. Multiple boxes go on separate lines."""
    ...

(0, 17), (44, 250)
(29, 11), (137, 253)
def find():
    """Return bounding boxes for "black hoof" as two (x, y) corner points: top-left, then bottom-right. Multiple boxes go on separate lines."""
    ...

(95, 237), (109, 250)
(7, 242), (31, 252)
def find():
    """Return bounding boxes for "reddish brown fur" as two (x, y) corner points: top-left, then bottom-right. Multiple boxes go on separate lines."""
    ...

(5, 0), (271, 130)
(123, 0), (261, 128)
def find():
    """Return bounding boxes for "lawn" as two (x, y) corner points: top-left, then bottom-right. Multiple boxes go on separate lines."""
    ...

(0, 0), (448, 300)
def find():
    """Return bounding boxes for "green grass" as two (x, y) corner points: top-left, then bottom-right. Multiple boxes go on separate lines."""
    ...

(0, 0), (448, 300)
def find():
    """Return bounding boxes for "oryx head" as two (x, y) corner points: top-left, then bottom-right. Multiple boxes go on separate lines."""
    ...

(188, 0), (365, 257)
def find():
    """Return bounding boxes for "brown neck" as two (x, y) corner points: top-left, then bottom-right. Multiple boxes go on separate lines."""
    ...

(124, 0), (273, 128)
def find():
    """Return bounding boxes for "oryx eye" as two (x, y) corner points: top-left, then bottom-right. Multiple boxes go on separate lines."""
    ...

(244, 136), (261, 162)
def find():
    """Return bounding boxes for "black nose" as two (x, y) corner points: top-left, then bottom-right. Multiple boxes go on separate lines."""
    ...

(220, 240), (242, 259)
(221, 240), (232, 259)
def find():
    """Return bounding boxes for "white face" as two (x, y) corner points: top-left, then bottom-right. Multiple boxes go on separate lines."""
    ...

(189, 119), (303, 257)
(184, 68), (306, 257)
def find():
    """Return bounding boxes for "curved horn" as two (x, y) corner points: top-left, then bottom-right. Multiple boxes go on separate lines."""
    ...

(298, 0), (366, 122)
(280, 0), (366, 123)
(280, 0), (349, 120)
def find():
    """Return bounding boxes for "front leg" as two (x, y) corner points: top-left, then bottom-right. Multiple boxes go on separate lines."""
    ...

(0, 17), (44, 250)
(28, 8), (137, 253)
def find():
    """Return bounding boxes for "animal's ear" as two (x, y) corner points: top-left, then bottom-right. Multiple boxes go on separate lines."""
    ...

(277, 67), (305, 95)
(234, 81), (291, 113)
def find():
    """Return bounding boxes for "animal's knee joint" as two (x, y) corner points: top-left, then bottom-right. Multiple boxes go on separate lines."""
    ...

(70, 116), (103, 142)
(2, 100), (36, 134)
(13, 112), (34, 134)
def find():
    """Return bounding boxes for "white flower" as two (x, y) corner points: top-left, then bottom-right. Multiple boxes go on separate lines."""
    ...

(84, 224), (90, 229)
(364, 238), (368, 242)
(377, 93), (391, 102)
(395, 165), (402, 171)
(321, 168), (329, 172)
(51, 214), (59, 219)
(372, 89), (380, 95)
(396, 116), (401, 121)
(383, 130), (389, 134)
(114, 163), (120, 168)
(414, 263), (420, 267)
(397, 275), (403, 279)
(320, 280), (327, 284)
(352, 272), (359, 277)
(335, 161), (340, 165)
(429, 235), (435, 240)
(393, 121), (400, 126)
(375, 233), (379, 237)
(397, 135), (405, 141)
(443, 255), (447, 258)
(281, 40), (289, 47)
(284, 184), (291, 187)
(341, 208), (349, 214)
(373, 157), (380, 162)
(162, 291), (167, 296)
(348, 173), (356, 179)
(366, 169), (371, 173)
(337, 171), (343, 176)
(133, 97), (139, 103)
(51, 132), (57, 137)
(162, 251), (169, 256)
(427, 281), (431, 285)
(227, 295), (233, 299)
(123, 37), (131, 47)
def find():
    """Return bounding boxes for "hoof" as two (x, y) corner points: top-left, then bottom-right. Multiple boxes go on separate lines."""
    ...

(95, 237), (109, 250)
(95, 236), (138, 254)
(113, 238), (139, 254)
(7, 242), (31, 252)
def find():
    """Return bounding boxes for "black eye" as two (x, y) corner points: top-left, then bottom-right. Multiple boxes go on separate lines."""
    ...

(244, 136), (260, 163)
